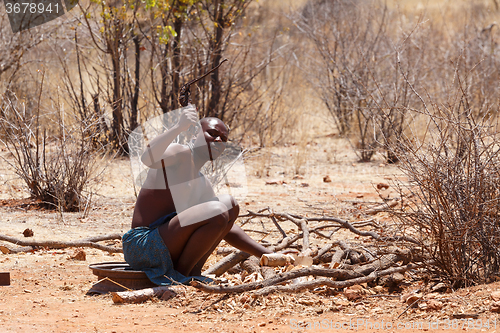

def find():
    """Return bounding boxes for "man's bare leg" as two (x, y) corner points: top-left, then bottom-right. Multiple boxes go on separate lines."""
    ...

(159, 201), (230, 276)
(189, 195), (272, 275)
(187, 194), (239, 276)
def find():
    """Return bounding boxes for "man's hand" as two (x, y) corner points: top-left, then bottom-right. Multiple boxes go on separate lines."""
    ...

(178, 104), (199, 131)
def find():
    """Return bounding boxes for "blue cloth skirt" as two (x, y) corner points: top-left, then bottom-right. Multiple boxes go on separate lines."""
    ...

(122, 212), (213, 285)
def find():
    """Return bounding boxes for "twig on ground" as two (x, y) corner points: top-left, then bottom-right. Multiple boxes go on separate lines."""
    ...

(0, 233), (123, 253)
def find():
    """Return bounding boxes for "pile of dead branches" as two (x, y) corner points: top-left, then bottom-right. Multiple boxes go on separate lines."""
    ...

(187, 208), (423, 297)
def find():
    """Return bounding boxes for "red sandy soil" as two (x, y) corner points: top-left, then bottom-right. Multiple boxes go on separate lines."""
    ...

(1, 137), (500, 333)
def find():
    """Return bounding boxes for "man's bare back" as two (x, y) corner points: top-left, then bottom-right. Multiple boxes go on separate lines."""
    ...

(131, 144), (213, 228)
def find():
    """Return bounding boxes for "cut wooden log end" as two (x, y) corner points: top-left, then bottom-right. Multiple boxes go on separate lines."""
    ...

(260, 253), (294, 267)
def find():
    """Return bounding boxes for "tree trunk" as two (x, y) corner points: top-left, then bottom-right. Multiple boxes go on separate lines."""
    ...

(208, 0), (225, 119)
(170, 18), (183, 111)
(109, 21), (124, 151)
(130, 33), (141, 131)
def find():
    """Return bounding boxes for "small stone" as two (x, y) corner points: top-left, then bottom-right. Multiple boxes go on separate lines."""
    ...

(401, 292), (422, 307)
(69, 249), (86, 261)
(344, 288), (363, 301)
(426, 299), (443, 311)
(160, 289), (176, 301)
(431, 282), (449, 293)
(323, 175), (332, 183)
(379, 272), (404, 288)
(376, 183), (390, 190)
(491, 290), (500, 302)
(23, 228), (34, 237)
(490, 301), (500, 313)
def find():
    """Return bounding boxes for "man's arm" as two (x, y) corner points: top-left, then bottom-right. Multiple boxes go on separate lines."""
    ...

(141, 105), (198, 169)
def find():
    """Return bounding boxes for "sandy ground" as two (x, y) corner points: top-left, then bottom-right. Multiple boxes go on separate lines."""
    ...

(1, 137), (500, 332)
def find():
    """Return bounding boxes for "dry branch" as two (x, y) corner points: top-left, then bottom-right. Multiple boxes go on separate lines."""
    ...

(204, 210), (417, 278)
(241, 256), (260, 274)
(314, 243), (333, 261)
(192, 267), (367, 294)
(241, 210), (415, 244)
(0, 234), (123, 253)
(330, 249), (345, 269)
(252, 264), (416, 296)
(365, 199), (400, 215)
(191, 264), (418, 294)
(203, 251), (251, 276)
(111, 285), (185, 304)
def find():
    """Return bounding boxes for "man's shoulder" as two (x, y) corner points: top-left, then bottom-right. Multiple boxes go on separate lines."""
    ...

(165, 143), (192, 160)
(167, 143), (191, 154)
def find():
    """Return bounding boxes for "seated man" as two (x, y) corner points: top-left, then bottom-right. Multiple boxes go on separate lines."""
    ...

(122, 105), (271, 285)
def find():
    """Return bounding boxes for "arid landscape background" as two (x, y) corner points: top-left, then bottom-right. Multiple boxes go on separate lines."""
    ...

(2, 0), (500, 332)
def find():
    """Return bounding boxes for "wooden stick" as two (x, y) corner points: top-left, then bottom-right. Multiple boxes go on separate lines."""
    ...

(111, 285), (185, 304)
(241, 256), (260, 274)
(268, 207), (287, 239)
(192, 264), (418, 294)
(314, 243), (333, 261)
(191, 266), (366, 294)
(365, 199), (399, 215)
(203, 251), (250, 276)
(329, 249), (345, 269)
(0, 234), (123, 253)
(252, 264), (416, 296)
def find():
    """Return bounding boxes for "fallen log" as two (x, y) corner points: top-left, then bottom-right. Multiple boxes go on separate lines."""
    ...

(111, 285), (185, 304)
(0, 234), (123, 253)
(203, 251), (250, 276)
(329, 249), (345, 269)
(252, 264), (416, 296)
(191, 266), (367, 294)
(241, 256), (261, 274)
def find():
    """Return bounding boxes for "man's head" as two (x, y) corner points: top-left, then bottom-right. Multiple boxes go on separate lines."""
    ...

(193, 117), (229, 160)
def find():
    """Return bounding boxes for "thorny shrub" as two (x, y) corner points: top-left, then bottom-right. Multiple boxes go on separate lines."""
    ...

(390, 83), (500, 288)
(0, 91), (107, 213)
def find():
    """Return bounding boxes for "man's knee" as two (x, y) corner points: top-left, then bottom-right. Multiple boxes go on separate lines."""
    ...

(207, 201), (230, 229)
(218, 194), (239, 220)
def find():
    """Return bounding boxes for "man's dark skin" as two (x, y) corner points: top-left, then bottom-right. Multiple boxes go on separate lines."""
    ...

(133, 105), (271, 277)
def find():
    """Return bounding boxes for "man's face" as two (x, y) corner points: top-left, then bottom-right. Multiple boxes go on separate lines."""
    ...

(194, 118), (229, 160)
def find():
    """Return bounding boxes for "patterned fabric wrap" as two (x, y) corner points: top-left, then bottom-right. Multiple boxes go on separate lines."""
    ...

(122, 212), (213, 285)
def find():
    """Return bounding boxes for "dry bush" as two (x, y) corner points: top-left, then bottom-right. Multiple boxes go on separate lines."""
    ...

(0, 87), (107, 213)
(390, 74), (500, 288)
(61, 0), (297, 153)
(292, 0), (500, 162)
(293, 0), (430, 162)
